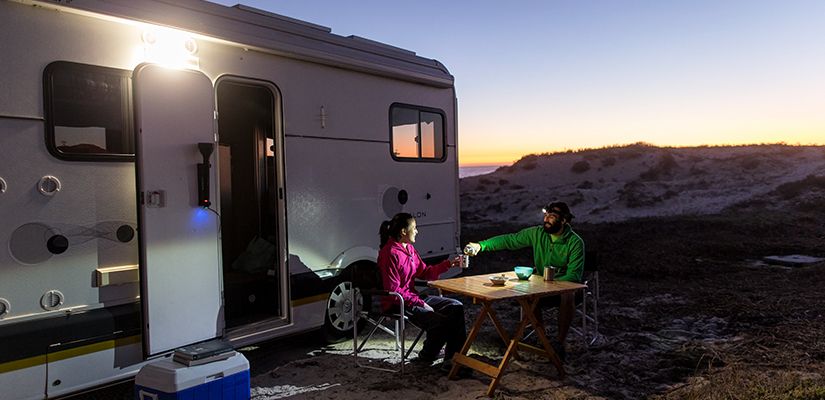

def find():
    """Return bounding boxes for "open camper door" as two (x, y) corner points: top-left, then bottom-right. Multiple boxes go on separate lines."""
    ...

(133, 64), (222, 356)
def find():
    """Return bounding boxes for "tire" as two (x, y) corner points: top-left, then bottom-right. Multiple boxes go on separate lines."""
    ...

(320, 275), (371, 343)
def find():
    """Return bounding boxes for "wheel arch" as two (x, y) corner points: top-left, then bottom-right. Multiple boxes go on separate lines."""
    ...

(320, 246), (379, 343)
(331, 245), (379, 274)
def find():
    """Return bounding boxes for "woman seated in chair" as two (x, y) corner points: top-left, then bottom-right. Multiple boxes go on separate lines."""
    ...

(378, 213), (468, 372)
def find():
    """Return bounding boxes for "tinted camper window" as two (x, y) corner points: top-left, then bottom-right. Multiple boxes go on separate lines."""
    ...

(390, 104), (445, 161)
(44, 62), (134, 161)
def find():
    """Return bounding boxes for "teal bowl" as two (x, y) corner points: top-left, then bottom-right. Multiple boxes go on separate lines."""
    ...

(514, 266), (533, 280)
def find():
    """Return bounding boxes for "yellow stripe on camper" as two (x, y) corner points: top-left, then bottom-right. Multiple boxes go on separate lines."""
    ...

(0, 355), (48, 374)
(291, 293), (329, 308)
(0, 335), (141, 374)
(47, 334), (141, 363)
(47, 340), (115, 363)
(115, 334), (143, 348)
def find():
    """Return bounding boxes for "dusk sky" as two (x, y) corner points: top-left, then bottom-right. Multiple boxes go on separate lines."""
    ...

(213, 1), (825, 165)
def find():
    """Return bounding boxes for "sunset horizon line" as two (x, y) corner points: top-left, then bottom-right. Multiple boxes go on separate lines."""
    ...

(459, 141), (825, 167)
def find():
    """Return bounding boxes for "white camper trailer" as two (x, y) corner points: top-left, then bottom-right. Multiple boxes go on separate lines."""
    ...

(0, 0), (461, 398)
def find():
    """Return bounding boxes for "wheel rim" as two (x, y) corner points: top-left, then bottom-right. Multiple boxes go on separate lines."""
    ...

(327, 281), (362, 332)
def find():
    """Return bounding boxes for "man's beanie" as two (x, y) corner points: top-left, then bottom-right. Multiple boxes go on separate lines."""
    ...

(543, 201), (574, 221)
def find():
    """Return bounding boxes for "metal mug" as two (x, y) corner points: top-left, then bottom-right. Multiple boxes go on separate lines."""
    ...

(543, 266), (555, 281)
(460, 254), (469, 269)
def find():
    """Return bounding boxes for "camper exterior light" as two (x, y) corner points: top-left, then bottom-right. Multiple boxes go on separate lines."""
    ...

(184, 38), (198, 55)
(141, 29), (200, 70)
(141, 30), (157, 45)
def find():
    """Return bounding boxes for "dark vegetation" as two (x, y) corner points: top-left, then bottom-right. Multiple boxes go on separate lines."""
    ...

(640, 152), (678, 181)
(571, 160), (591, 174)
(776, 175), (825, 202)
(508, 142), (811, 165)
(461, 208), (825, 399)
(496, 142), (821, 180)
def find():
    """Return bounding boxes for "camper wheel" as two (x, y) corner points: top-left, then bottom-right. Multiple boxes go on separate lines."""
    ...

(321, 266), (371, 343)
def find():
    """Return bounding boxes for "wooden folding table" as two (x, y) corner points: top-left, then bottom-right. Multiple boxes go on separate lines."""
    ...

(428, 271), (586, 396)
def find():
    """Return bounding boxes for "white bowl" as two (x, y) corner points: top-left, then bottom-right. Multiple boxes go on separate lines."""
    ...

(489, 276), (508, 286)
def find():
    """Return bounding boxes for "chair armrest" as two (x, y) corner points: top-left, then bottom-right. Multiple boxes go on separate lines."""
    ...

(359, 289), (405, 305)
(360, 288), (392, 296)
(360, 290), (407, 319)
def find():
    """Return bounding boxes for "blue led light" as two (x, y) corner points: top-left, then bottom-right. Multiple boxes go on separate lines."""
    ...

(191, 208), (211, 226)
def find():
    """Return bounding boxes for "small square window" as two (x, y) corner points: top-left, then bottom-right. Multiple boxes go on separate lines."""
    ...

(390, 104), (445, 162)
(44, 61), (134, 161)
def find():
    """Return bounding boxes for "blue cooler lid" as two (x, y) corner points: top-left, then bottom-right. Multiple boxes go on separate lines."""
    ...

(135, 352), (249, 392)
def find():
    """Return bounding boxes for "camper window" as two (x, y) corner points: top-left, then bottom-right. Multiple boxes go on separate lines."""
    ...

(390, 104), (446, 162)
(44, 61), (134, 161)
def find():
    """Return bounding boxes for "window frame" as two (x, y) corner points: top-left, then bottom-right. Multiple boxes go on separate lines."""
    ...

(43, 61), (135, 162)
(389, 103), (447, 163)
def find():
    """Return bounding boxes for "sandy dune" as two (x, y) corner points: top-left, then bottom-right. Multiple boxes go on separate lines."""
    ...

(460, 143), (825, 227)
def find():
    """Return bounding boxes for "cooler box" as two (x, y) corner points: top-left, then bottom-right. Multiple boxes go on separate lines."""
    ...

(134, 351), (250, 400)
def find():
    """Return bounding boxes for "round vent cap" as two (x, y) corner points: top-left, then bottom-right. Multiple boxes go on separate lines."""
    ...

(0, 298), (9, 318)
(41, 290), (64, 311)
(38, 176), (61, 196)
(116, 225), (135, 243)
(47, 235), (69, 254)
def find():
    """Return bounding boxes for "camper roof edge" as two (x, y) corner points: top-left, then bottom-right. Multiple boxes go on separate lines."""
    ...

(13, 0), (455, 88)
(231, 3), (332, 34)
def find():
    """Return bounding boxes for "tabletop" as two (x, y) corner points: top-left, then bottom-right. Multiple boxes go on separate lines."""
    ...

(429, 271), (586, 301)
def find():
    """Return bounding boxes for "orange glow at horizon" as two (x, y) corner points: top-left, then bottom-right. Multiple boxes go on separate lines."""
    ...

(458, 134), (825, 166)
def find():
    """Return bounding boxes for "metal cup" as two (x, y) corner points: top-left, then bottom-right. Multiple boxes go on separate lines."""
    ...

(543, 266), (555, 281)
(460, 254), (469, 269)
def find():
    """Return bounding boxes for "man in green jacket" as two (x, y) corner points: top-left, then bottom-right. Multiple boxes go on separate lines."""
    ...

(464, 201), (584, 362)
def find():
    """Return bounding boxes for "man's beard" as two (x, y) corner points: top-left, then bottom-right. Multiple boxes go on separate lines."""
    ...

(543, 220), (562, 234)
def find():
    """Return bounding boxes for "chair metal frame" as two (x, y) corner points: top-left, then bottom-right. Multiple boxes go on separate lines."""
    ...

(351, 264), (425, 373)
(522, 250), (600, 348)
(569, 250), (599, 348)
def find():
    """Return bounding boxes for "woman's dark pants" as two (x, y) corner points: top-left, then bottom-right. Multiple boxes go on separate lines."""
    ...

(404, 295), (466, 362)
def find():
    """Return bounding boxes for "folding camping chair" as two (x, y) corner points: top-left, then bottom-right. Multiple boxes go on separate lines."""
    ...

(351, 262), (425, 373)
(522, 250), (600, 348)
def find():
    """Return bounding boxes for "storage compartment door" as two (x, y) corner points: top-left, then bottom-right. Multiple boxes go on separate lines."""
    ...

(133, 64), (222, 356)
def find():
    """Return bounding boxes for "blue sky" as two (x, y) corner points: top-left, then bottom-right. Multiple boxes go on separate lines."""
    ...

(212, 1), (825, 165)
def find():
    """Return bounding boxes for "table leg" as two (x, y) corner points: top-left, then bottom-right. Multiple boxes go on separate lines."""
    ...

(451, 299), (529, 380)
(484, 298), (538, 395)
(482, 301), (523, 362)
(487, 305), (513, 347)
(449, 301), (491, 380)
(515, 298), (565, 375)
